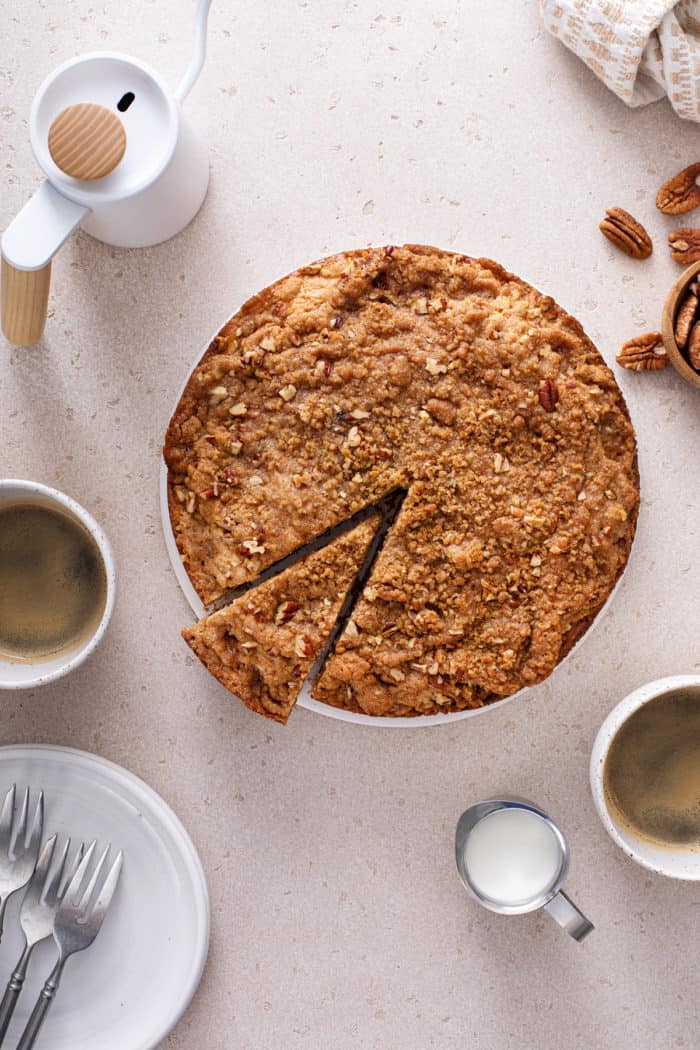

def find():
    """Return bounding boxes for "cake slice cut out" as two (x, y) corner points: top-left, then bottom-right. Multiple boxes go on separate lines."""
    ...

(182, 515), (379, 723)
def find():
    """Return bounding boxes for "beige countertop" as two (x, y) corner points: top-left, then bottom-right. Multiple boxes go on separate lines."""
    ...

(2, 2), (699, 1047)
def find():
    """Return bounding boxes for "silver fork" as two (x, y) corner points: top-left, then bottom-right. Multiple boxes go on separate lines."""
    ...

(0, 835), (84, 1045)
(16, 841), (123, 1050)
(0, 786), (44, 942)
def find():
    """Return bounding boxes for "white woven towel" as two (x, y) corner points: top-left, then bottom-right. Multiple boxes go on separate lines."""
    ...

(540, 0), (700, 120)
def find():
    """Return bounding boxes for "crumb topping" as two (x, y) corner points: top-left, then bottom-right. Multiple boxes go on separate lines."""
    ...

(165, 245), (639, 719)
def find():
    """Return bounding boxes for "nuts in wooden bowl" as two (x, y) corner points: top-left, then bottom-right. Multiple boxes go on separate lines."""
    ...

(605, 166), (700, 389)
(661, 261), (700, 389)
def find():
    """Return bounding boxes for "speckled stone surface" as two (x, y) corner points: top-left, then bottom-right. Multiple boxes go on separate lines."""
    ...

(1, 3), (699, 1048)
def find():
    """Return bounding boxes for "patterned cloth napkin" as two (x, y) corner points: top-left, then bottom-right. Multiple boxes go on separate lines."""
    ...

(540, 0), (700, 121)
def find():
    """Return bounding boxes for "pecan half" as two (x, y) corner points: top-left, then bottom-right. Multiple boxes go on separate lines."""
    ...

(674, 287), (699, 348)
(538, 379), (559, 412)
(275, 600), (300, 625)
(294, 634), (315, 659)
(688, 322), (700, 370)
(616, 332), (669, 371)
(668, 228), (700, 265)
(657, 164), (700, 215)
(599, 207), (652, 259)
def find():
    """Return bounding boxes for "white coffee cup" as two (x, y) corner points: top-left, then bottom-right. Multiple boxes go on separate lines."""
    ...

(590, 675), (700, 881)
(0, 479), (115, 689)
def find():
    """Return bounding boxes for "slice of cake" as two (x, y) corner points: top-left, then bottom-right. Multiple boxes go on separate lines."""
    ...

(182, 517), (379, 723)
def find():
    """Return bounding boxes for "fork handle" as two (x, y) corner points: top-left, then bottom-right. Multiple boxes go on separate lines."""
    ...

(0, 943), (32, 1047)
(0, 896), (8, 944)
(15, 957), (65, 1050)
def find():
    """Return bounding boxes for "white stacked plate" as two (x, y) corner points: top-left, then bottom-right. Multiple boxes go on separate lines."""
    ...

(0, 746), (209, 1049)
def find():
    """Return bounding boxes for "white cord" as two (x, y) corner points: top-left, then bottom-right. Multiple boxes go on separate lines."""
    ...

(175, 0), (213, 103)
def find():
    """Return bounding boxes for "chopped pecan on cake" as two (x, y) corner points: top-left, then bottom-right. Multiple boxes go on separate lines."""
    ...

(165, 245), (639, 719)
(182, 518), (378, 723)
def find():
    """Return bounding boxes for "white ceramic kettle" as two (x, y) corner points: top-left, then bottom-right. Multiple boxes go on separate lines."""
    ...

(1, 0), (213, 346)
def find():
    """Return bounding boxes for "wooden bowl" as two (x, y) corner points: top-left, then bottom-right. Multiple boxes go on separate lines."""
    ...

(661, 261), (700, 390)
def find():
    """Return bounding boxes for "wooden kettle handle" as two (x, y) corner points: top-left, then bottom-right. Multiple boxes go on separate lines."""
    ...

(1, 255), (51, 346)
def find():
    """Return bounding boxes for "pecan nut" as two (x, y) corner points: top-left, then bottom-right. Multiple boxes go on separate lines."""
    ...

(657, 164), (700, 215)
(616, 332), (669, 371)
(275, 600), (300, 625)
(538, 379), (559, 412)
(294, 634), (315, 659)
(674, 284), (699, 348)
(688, 322), (700, 371)
(599, 207), (652, 259)
(668, 228), (700, 265)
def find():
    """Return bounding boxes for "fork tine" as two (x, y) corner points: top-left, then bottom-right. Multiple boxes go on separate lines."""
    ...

(42, 836), (69, 902)
(0, 785), (16, 851)
(68, 842), (85, 881)
(56, 841), (84, 900)
(14, 788), (29, 850)
(63, 840), (96, 907)
(89, 850), (123, 924)
(33, 834), (57, 890)
(23, 792), (43, 859)
(77, 845), (110, 915)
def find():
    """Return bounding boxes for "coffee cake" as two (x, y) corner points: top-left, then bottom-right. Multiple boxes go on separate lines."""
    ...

(165, 244), (639, 719)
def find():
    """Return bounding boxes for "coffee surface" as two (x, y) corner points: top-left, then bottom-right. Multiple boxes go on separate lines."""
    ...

(0, 501), (107, 663)
(604, 690), (700, 849)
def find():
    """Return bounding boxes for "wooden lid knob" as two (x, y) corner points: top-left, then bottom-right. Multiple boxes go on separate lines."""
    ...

(48, 103), (126, 180)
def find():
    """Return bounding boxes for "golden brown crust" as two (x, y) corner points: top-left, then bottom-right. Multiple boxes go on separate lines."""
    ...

(182, 519), (378, 723)
(166, 245), (639, 719)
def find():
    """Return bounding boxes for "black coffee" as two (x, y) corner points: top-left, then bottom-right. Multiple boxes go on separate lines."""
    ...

(0, 501), (107, 663)
(603, 690), (700, 849)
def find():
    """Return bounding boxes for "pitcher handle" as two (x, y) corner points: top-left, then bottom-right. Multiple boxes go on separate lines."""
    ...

(543, 890), (594, 941)
(1, 181), (88, 346)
